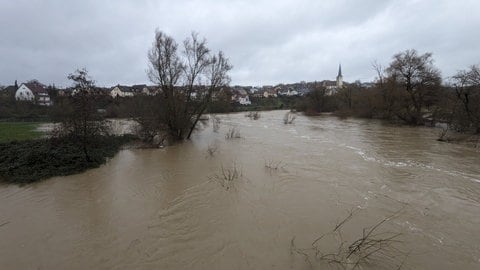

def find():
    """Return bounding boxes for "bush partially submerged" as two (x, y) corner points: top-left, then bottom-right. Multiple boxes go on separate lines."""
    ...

(291, 209), (408, 269)
(264, 159), (286, 171)
(209, 162), (243, 190)
(212, 115), (221, 133)
(225, 127), (241, 139)
(0, 135), (135, 184)
(246, 111), (261, 120)
(284, 111), (296, 124)
(206, 143), (219, 158)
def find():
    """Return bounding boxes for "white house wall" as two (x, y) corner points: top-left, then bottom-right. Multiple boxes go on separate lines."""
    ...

(111, 88), (121, 98)
(111, 87), (135, 98)
(15, 85), (34, 101)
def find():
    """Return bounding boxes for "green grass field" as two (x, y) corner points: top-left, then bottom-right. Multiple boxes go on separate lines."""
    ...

(0, 122), (44, 143)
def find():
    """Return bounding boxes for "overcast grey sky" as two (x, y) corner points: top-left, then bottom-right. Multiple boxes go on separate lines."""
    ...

(1, 0), (479, 87)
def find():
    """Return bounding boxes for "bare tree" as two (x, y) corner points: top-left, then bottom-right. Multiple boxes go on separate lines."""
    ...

(451, 65), (480, 133)
(372, 60), (385, 87)
(385, 49), (442, 125)
(53, 69), (109, 161)
(145, 30), (232, 141)
(372, 60), (398, 118)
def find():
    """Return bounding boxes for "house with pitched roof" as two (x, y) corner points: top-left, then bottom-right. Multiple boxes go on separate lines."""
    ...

(131, 84), (147, 94)
(110, 85), (135, 98)
(231, 88), (251, 105)
(15, 81), (52, 106)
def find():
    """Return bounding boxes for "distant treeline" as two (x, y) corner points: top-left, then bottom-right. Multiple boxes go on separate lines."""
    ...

(298, 50), (480, 135)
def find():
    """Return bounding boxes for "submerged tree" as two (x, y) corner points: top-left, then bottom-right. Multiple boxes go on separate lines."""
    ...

(53, 69), (109, 161)
(143, 30), (232, 141)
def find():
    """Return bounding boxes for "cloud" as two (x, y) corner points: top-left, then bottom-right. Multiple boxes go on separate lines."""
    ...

(0, 0), (479, 87)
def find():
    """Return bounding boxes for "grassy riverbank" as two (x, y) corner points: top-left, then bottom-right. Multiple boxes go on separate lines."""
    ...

(0, 135), (136, 184)
(0, 122), (44, 143)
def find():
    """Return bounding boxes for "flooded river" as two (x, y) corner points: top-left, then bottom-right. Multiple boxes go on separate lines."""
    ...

(1, 111), (479, 269)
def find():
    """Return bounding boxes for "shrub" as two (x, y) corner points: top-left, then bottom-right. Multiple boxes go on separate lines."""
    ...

(283, 111), (296, 124)
(0, 135), (135, 184)
(209, 162), (242, 190)
(225, 127), (241, 139)
(246, 111), (261, 120)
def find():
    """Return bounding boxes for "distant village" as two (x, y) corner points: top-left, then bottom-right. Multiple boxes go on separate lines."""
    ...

(0, 65), (374, 107)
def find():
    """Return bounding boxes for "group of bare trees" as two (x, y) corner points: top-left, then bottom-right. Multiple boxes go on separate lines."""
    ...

(47, 30), (232, 149)
(381, 50), (479, 133)
(383, 50), (442, 125)
(54, 40), (479, 149)
(135, 30), (232, 143)
(302, 49), (441, 118)
(327, 49), (479, 135)
(337, 49), (441, 124)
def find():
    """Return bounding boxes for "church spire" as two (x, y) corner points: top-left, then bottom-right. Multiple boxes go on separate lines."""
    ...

(336, 63), (343, 89)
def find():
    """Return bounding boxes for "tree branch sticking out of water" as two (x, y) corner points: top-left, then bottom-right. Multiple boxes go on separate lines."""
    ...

(212, 115), (221, 133)
(437, 126), (480, 148)
(209, 162), (243, 190)
(206, 143), (218, 158)
(246, 111), (261, 120)
(225, 127), (241, 139)
(284, 111), (297, 124)
(291, 208), (409, 269)
(437, 126), (450, 142)
(264, 159), (286, 171)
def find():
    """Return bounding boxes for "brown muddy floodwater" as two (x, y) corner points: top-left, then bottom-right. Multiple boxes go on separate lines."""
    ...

(1, 111), (480, 269)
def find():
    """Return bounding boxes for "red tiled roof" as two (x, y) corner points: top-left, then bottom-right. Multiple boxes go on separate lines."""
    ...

(24, 82), (47, 94)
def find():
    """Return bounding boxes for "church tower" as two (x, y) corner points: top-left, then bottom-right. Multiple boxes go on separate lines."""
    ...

(336, 64), (343, 88)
